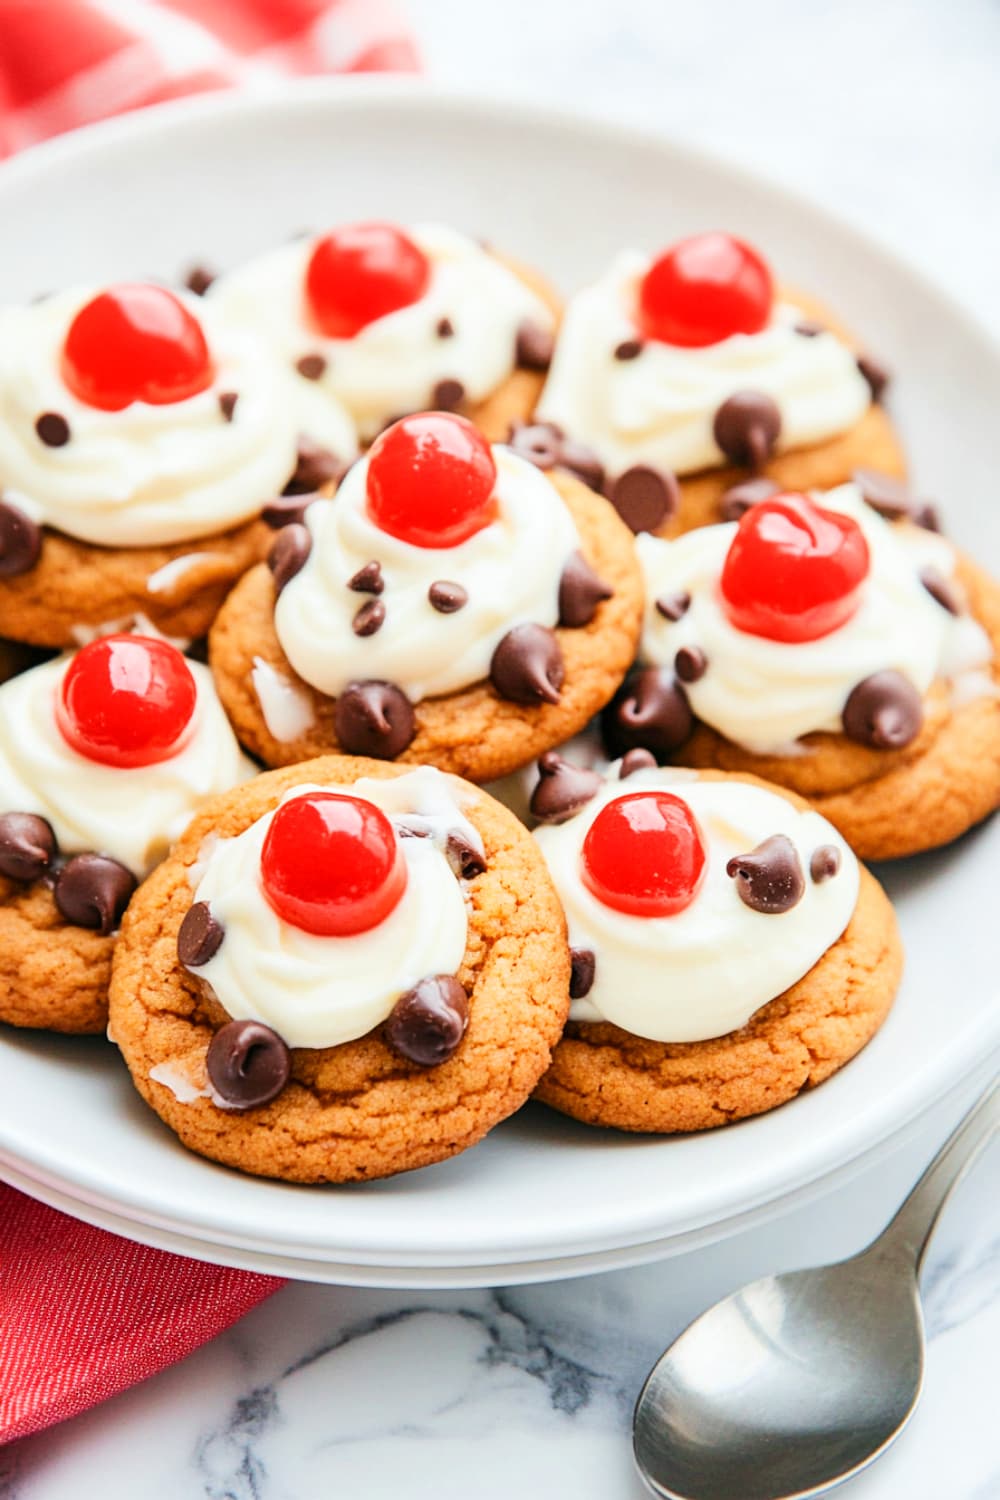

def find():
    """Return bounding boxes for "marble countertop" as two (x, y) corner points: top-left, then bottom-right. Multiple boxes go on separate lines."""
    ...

(4, 2), (999, 1495)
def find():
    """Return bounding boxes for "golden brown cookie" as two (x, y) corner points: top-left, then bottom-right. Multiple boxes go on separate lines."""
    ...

(209, 472), (644, 783)
(108, 756), (571, 1183)
(461, 255), (561, 442)
(0, 876), (113, 1034)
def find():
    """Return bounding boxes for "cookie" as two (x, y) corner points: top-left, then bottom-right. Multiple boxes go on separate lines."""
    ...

(533, 231), (905, 538)
(608, 481), (1000, 860)
(208, 222), (560, 445)
(0, 281), (358, 646)
(0, 634), (254, 1032)
(209, 418), (644, 783)
(530, 763), (902, 1132)
(108, 756), (571, 1183)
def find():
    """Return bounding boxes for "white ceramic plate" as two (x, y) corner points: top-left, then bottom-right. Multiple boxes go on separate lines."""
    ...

(1, 80), (998, 1287)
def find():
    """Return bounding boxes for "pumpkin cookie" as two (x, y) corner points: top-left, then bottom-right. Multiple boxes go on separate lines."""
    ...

(530, 760), (901, 1133)
(0, 633), (254, 1032)
(0, 281), (358, 646)
(533, 230), (904, 537)
(210, 413), (643, 783)
(108, 757), (570, 1183)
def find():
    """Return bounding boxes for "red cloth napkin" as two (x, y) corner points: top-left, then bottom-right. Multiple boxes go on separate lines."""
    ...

(0, 0), (418, 1445)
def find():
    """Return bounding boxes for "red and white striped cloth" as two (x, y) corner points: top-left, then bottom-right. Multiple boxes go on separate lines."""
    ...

(0, 0), (418, 1445)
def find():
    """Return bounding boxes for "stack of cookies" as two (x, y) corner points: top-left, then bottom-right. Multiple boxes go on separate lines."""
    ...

(2, 222), (996, 1182)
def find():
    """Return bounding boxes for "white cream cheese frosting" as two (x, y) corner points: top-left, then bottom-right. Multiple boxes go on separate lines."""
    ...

(209, 223), (555, 441)
(636, 483), (993, 753)
(274, 444), (581, 702)
(192, 768), (476, 1050)
(533, 766), (858, 1042)
(536, 250), (871, 477)
(0, 653), (255, 875)
(0, 287), (357, 548)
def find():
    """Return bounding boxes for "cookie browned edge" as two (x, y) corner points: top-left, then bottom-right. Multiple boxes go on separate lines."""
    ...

(0, 879), (113, 1033)
(108, 755), (571, 1184)
(209, 473), (644, 783)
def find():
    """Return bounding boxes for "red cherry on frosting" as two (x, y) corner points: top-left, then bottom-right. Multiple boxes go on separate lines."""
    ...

(720, 492), (871, 644)
(366, 412), (498, 549)
(61, 284), (215, 411)
(581, 791), (707, 918)
(636, 232), (773, 348)
(304, 223), (431, 338)
(56, 635), (198, 768)
(260, 792), (407, 937)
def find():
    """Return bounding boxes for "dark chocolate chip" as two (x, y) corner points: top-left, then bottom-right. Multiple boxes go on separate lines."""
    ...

(515, 320), (555, 371)
(334, 681), (416, 760)
(446, 830), (486, 880)
(794, 320), (824, 338)
(0, 497), (43, 578)
(569, 947), (596, 1000)
(842, 670), (923, 749)
(431, 378), (465, 411)
(559, 439), (606, 492)
(262, 494), (315, 529)
(217, 391), (238, 423)
(436, 317), (454, 339)
(295, 353), (327, 381)
(35, 412), (70, 448)
(0, 812), (57, 883)
(284, 437), (345, 495)
(727, 834), (805, 914)
(529, 751), (603, 825)
(603, 667), (693, 760)
(614, 338), (643, 360)
(206, 1019), (290, 1110)
(267, 523), (312, 595)
(384, 975), (469, 1067)
(53, 853), (136, 936)
(619, 747), (657, 778)
(177, 901), (224, 967)
(352, 598), (386, 637)
(428, 580), (468, 613)
(508, 420), (563, 470)
(810, 845), (842, 883)
(558, 550), (613, 628)
(856, 353), (890, 403)
(183, 264), (215, 296)
(852, 468), (940, 532)
(489, 624), (564, 705)
(718, 476), (780, 522)
(654, 590), (690, 622)
(674, 645), (707, 684)
(712, 391), (781, 471)
(920, 566), (961, 616)
(606, 464), (679, 534)
(348, 560), (384, 595)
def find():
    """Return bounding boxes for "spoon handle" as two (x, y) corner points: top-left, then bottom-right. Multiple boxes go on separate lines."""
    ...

(876, 1077), (999, 1271)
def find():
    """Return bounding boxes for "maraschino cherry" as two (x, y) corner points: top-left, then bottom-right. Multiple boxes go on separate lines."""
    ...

(305, 223), (430, 338)
(720, 493), (870, 643)
(61, 284), (215, 411)
(56, 635), (197, 768)
(366, 412), (498, 549)
(260, 792), (407, 937)
(581, 791), (707, 918)
(636, 232), (773, 348)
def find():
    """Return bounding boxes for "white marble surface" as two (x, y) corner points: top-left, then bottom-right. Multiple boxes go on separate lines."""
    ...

(4, 2), (1000, 1495)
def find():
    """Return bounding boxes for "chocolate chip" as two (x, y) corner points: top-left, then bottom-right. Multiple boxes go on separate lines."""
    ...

(675, 645), (707, 684)
(262, 494), (315, 529)
(529, 751), (603, 825)
(445, 830), (486, 880)
(295, 353), (327, 381)
(920, 567), (961, 616)
(794, 320), (824, 338)
(53, 853), (136, 936)
(436, 317), (454, 339)
(177, 901), (224, 967)
(183, 264), (215, 296)
(508, 420), (562, 470)
(334, 681), (416, 760)
(614, 338), (643, 360)
(428, 580), (468, 613)
(603, 667), (693, 759)
(489, 624), (564, 706)
(35, 412), (70, 447)
(432, 378), (465, 411)
(654, 590), (690, 622)
(713, 391), (781, 471)
(727, 834), (805, 914)
(0, 497), (42, 578)
(0, 812), (57, 883)
(842, 670), (923, 749)
(810, 845), (842, 883)
(348, 560), (384, 595)
(718, 476), (780, 522)
(558, 439), (607, 492)
(352, 598), (385, 636)
(268, 523), (312, 594)
(206, 1019), (290, 1110)
(619, 748), (657, 778)
(606, 465), (679, 534)
(384, 975), (469, 1067)
(852, 469), (940, 532)
(558, 550), (613, 628)
(515, 320), (555, 371)
(856, 353), (890, 403)
(569, 948), (596, 1000)
(283, 437), (345, 495)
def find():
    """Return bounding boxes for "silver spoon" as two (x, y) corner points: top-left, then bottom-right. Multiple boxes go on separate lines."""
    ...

(634, 1078), (999, 1500)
